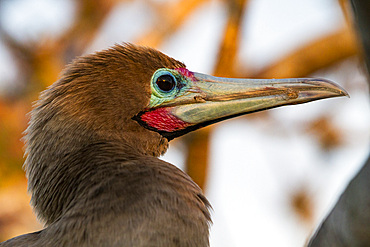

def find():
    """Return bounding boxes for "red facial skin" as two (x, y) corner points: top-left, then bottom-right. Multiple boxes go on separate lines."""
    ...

(140, 107), (191, 132)
(175, 68), (197, 82)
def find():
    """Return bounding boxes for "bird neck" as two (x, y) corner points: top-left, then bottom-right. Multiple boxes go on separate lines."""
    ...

(24, 105), (161, 222)
(25, 115), (110, 224)
(24, 117), (212, 245)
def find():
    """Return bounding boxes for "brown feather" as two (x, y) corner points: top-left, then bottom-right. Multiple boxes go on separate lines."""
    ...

(1, 44), (211, 247)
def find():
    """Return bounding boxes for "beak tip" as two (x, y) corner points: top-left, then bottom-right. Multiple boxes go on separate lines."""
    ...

(342, 90), (350, 98)
(334, 85), (350, 99)
(313, 78), (350, 99)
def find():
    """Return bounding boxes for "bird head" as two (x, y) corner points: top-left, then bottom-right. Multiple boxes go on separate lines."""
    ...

(29, 43), (347, 158)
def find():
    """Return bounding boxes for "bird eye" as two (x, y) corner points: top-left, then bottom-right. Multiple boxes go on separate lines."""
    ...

(155, 74), (176, 93)
(149, 68), (182, 107)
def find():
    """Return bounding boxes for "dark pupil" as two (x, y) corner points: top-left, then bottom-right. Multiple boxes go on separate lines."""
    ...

(156, 75), (175, 92)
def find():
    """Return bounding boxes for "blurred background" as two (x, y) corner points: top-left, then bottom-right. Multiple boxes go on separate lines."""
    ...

(0, 0), (369, 246)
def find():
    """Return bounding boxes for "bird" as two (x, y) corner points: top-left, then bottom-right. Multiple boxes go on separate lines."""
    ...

(0, 43), (348, 247)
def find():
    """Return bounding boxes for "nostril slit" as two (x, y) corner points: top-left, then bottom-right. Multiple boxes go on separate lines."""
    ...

(194, 95), (206, 103)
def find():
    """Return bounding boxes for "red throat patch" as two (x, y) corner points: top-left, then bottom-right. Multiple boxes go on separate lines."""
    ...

(140, 108), (191, 132)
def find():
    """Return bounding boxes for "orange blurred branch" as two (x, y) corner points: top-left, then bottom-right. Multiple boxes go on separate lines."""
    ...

(136, 0), (208, 47)
(251, 27), (358, 78)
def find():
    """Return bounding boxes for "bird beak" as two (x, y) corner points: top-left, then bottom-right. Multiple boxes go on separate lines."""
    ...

(168, 72), (348, 125)
(138, 69), (348, 138)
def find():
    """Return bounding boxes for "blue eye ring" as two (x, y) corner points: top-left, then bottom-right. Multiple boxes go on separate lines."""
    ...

(151, 69), (178, 97)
